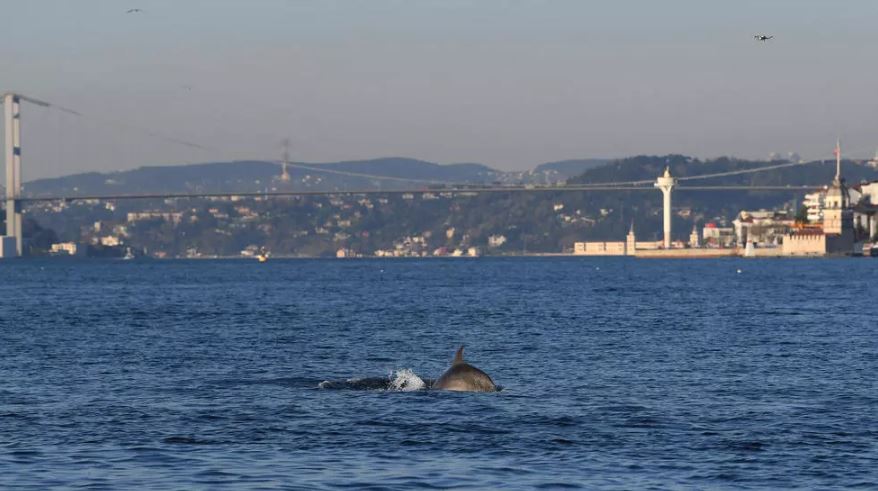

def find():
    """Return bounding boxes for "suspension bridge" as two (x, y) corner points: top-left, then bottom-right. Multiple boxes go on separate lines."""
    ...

(1, 91), (844, 257)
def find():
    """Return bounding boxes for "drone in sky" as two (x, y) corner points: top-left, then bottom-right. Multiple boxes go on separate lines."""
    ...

(754, 35), (774, 42)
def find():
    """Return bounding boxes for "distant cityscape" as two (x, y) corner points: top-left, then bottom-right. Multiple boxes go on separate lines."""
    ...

(574, 143), (878, 258)
(3, 146), (878, 260)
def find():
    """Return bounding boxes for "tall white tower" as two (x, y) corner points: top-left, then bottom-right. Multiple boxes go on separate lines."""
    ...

(654, 166), (677, 248)
(3, 93), (23, 256)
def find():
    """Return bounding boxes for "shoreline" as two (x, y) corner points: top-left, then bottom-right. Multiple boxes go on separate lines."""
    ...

(9, 251), (873, 261)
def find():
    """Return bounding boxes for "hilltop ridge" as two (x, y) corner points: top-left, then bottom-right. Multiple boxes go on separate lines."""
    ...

(23, 157), (609, 198)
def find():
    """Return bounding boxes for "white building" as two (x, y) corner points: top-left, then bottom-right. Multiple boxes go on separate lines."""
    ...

(127, 211), (183, 225)
(732, 210), (795, 246)
(99, 236), (122, 247)
(803, 192), (824, 223)
(702, 223), (736, 247)
(487, 235), (507, 248)
(50, 242), (79, 256)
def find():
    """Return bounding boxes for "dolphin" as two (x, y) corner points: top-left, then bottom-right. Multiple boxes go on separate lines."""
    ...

(432, 346), (497, 392)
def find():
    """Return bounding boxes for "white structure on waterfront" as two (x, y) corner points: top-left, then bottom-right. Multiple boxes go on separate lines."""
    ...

(654, 167), (677, 248)
(732, 210), (795, 246)
(784, 140), (856, 256)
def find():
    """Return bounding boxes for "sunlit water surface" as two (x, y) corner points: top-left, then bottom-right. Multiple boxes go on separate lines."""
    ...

(1, 258), (876, 489)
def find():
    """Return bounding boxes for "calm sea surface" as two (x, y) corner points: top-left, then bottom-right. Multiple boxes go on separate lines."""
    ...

(1, 258), (876, 489)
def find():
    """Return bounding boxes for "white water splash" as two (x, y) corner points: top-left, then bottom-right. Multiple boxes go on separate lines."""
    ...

(389, 369), (426, 391)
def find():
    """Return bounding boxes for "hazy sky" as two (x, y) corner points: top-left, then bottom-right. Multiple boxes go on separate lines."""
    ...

(3, 0), (878, 179)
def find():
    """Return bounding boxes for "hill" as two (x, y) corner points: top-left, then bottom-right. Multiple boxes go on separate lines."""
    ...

(22, 157), (614, 198)
(533, 159), (610, 178)
(22, 158), (504, 198)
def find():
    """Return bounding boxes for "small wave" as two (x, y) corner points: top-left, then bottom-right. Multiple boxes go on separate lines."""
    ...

(318, 369), (429, 391)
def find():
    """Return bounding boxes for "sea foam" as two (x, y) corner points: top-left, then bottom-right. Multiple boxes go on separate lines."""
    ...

(389, 369), (426, 391)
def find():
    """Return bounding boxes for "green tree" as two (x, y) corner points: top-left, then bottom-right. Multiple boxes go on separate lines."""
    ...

(795, 205), (809, 225)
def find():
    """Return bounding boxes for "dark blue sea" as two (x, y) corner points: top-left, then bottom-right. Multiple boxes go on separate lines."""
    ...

(1, 258), (876, 489)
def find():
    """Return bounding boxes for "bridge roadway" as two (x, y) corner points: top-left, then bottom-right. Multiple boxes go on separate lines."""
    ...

(16, 184), (823, 203)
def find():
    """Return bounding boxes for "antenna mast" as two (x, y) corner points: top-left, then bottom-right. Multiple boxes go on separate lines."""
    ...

(280, 138), (291, 182)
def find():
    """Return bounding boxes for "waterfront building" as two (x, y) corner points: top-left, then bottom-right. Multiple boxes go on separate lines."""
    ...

(784, 141), (855, 255)
(732, 210), (795, 246)
(127, 211), (183, 225)
(50, 242), (79, 256)
(852, 181), (878, 240)
(336, 248), (356, 258)
(99, 236), (122, 247)
(803, 192), (824, 223)
(487, 235), (507, 248)
(820, 141), (854, 252)
(702, 223), (735, 248)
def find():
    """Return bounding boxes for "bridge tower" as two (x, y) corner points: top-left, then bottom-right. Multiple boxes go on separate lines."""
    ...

(3, 93), (23, 257)
(654, 166), (677, 248)
(2, 92), (49, 257)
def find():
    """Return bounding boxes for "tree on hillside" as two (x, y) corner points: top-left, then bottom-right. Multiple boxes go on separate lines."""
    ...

(795, 205), (809, 224)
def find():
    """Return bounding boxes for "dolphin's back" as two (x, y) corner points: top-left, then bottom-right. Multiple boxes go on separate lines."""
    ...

(432, 347), (497, 392)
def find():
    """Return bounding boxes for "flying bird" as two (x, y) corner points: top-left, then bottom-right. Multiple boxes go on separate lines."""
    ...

(126, 8), (143, 14)
(754, 35), (773, 42)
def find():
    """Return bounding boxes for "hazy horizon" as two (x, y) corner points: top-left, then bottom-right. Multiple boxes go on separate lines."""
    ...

(4, 0), (878, 180)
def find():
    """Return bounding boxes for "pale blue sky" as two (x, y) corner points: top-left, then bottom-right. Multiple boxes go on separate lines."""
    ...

(2, 0), (878, 178)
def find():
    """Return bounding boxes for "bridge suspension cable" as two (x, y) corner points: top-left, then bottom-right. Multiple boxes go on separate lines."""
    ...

(676, 160), (820, 182)
(283, 162), (471, 185)
(38, 100), (215, 152)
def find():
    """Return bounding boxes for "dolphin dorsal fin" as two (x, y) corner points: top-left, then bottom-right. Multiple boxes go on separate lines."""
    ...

(453, 346), (465, 364)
